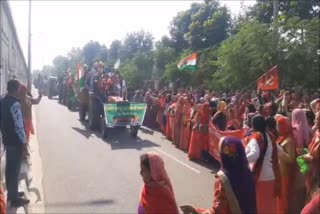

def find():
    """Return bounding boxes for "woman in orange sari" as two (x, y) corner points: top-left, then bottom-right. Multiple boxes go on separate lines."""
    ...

(180, 97), (192, 152)
(138, 152), (179, 214)
(168, 96), (177, 142)
(226, 108), (241, 130)
(156, 94), (166, 134)
(181, 137), (257, 214)
(165, 95), (172, 140)
(302, 111), (320, 202)
(275, 116), (297, 213)
(174, 97), (184, 147)
(188, 103), (210, 160)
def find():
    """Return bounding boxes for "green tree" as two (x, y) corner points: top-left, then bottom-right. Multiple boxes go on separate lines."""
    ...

(82, 41), (107, 67)
(120, 52), (153, 88)
(153, 42), (177, 79)
(186, 2), (231, 50)
(213, 21), (274, 90)
(169, 3), (202, 51)
(52, 55), (69, 76)
(278, 17), (320, 88)
(246, 0), (319, 24)
(109, 40), (122, 62)
(122, 31), (154, 59)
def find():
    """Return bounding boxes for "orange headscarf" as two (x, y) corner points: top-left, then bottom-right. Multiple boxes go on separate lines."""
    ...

(276, 116), (293, 144)
(19, 84), (28, 95)
(139, 152), (178, 214)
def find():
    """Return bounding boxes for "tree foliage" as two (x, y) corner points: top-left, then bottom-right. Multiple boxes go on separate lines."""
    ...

(39, 0), (319, 90)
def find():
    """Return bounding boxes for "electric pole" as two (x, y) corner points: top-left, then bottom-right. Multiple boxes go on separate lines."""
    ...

(27, 0), (32, 90)
(273, 0), (279, 49)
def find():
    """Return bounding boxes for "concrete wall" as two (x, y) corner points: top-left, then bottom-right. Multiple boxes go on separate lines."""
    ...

(0, 0), (28, 94)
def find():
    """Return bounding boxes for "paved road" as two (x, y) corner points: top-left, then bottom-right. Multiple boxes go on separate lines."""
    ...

(34, 97), (218, 213)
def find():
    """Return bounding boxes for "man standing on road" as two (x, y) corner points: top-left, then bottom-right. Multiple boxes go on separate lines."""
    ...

(0, 80), (30, 207)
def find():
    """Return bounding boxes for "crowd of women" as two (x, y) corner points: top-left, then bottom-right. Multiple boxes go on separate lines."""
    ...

(138, 88), (320, 214)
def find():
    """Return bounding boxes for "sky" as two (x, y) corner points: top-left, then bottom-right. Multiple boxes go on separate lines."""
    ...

(8, 0), (255, 71)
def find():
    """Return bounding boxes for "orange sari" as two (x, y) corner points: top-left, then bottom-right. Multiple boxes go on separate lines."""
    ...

(188, 103), (209, 160)
(0, 187), (5, 214)
(180, 100), (192, 152)
(169, 103), (176, 143)
(174, 100), (184, 146)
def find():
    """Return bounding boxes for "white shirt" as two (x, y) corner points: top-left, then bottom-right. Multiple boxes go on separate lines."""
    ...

(245, 133), (275, 181)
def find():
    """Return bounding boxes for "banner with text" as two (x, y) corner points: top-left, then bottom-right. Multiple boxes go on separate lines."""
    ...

(208, 123), (247, 160)
(104, 102), (147, 126)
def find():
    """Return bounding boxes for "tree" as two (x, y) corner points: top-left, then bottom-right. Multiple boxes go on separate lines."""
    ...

(169, 3), (202, 51)
(120, 52), (153, 88)
(153, 42), (177, 79)
(186, 2), (231, 50)
(109, 40), (122, 62)
(213, 21), (274, 90)
(82, 41), (107, 67)
(52, 55), (69, 76)
(122, 31), (154, 59)
(246, 0), (320, 24)
(67, 47), (82, 73)
(278, 17), (320, 88)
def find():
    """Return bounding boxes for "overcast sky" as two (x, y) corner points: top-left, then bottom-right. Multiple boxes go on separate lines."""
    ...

(9, 0), (255, 71)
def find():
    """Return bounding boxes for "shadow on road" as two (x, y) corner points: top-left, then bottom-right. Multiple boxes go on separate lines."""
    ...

(139, 126), (154, 135)
(189, 151), (221, 174)
(72, 127), (92, 139)
(102, 129), (160, 150)
(108, 138), (160, 151)
(45, 199), (115, 208)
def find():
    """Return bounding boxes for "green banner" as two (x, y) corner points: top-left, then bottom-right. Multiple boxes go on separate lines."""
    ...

(104, 102), (147, 126)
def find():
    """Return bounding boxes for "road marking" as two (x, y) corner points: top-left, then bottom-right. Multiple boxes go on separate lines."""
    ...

(153, 147), (200, 174)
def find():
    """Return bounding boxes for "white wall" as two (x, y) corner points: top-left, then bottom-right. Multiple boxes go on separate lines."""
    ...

(0, 0), (28, 94)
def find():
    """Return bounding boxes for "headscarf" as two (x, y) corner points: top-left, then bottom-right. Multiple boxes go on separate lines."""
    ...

(218, 100), (227, 113)
(19, 84), (28, 95)
(276, 116), (294, 144)
(292, 108), (310, 148)
(139, 152), (178, 214)
(219, 137), (257, 214)
(147, 152), (174, 196)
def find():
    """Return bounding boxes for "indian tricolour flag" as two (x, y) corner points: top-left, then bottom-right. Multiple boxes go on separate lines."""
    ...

(76, 64), (85, 88)
(177, 53), (197, 71)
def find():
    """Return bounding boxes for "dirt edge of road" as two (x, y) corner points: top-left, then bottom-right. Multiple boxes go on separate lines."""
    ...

(27, 108), (45, 213)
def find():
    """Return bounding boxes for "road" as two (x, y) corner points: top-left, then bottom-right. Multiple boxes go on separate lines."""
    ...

(34, 97), (218, 213)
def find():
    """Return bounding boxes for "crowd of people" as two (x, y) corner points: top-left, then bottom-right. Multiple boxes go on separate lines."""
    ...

(1, 76), (319, 214)
(0, 79), (42, 211)
(137, 87), (320, 214)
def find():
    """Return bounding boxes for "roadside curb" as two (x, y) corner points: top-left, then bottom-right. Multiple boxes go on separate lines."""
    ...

(27, 108), (45, 213)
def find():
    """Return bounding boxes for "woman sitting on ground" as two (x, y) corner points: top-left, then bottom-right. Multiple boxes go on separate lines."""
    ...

(181, 137), (257, 214)
(138, 152), (179, 214)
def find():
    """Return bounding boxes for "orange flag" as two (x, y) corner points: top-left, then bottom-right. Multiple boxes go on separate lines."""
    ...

(208, 123), (247, 160)
(257, 65), (279, 91)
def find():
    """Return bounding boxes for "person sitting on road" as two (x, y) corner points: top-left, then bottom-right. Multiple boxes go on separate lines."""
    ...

(138, 152), (179, 214)
(181, 137), (257, 214)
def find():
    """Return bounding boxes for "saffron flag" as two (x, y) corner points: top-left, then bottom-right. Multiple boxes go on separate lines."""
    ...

(208, 122), (247, 160)
(177, 53), (197, 71)
(257, 65), (279, 91)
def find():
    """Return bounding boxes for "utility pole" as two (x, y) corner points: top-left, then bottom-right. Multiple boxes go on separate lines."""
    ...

(27, 0), (32, 90)
(273, 0), (279, 49)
